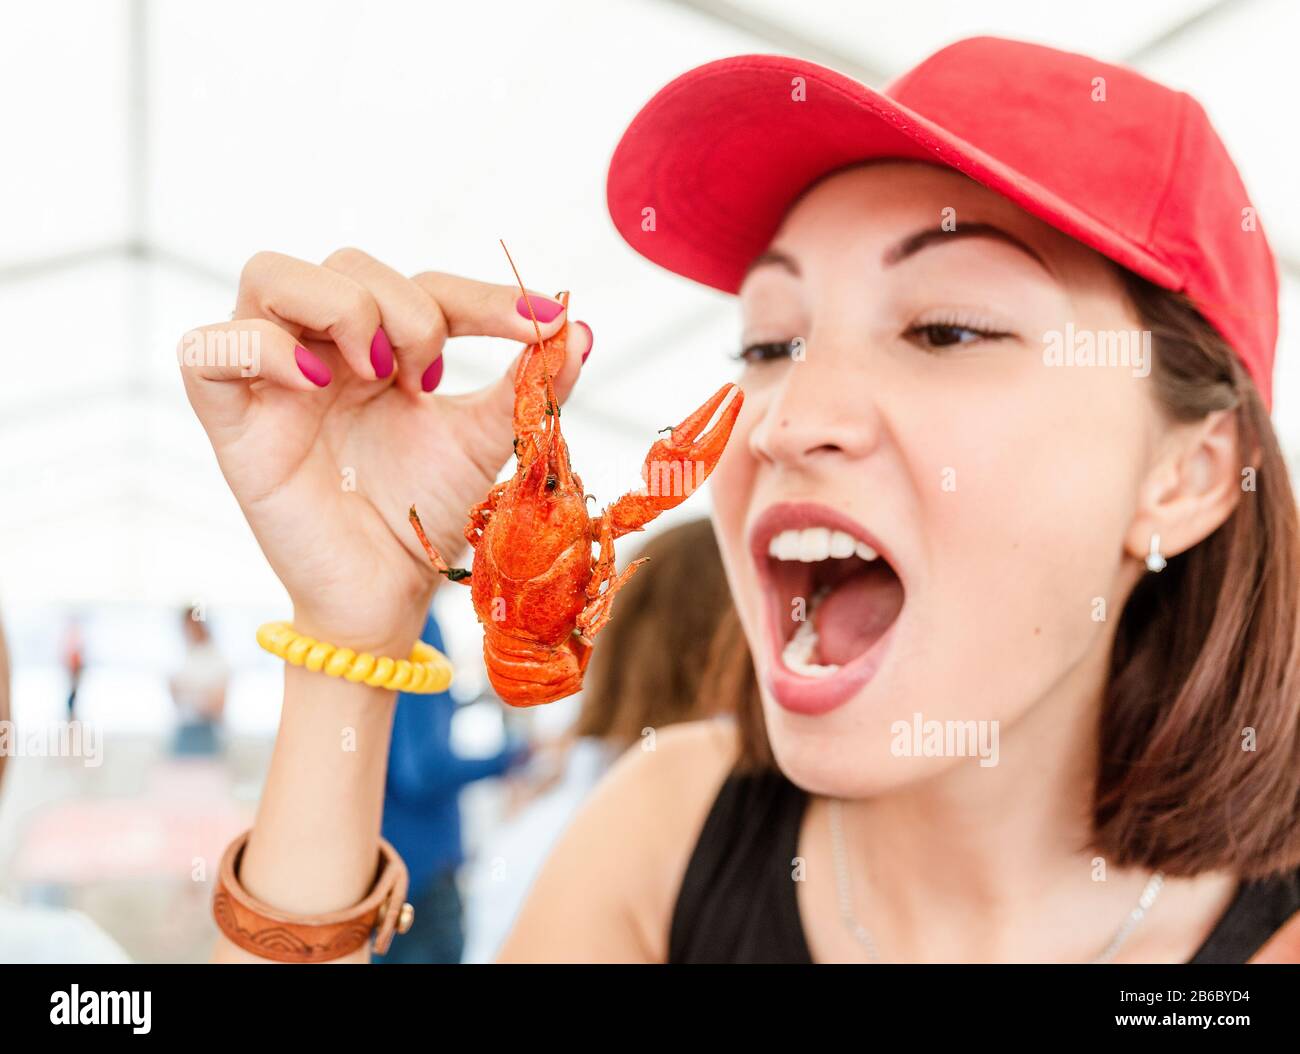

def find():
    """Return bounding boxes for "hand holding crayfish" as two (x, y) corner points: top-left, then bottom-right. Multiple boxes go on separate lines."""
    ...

(409, 246), (743, 707)
(179, 248), (593, 659)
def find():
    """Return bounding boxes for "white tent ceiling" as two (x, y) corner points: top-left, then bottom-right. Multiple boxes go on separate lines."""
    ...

(2, 0), (1298, 614)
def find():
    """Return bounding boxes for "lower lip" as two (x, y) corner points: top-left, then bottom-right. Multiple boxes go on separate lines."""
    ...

(763, 604), (899, 717)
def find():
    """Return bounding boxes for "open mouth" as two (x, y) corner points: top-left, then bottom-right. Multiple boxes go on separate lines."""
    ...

(750, 502), (906, 714)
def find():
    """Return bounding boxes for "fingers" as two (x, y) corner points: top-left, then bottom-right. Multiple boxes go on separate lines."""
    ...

(177, 318), (335, 429)
(236, 251), (382, 381)
(315, 249), (573, 396)
(322, 247), (449, 396)
(411, 270), (569, 346)
(483, 317), (594, 424)
(224, 248), (584, 404)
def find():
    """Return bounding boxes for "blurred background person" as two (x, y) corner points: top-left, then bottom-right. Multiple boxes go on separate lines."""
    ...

(0, 617), (128, 963)
(168, 608), (229, 758)
(379, 611), (530, 965)
(59, 615), (84, 721)
(461, 518), (734, 963)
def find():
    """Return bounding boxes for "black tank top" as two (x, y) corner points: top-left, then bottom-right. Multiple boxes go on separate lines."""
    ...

(668, 768), (1300, 964)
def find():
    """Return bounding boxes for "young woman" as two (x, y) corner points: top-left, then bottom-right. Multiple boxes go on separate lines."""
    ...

(185, 38), (1300, 964)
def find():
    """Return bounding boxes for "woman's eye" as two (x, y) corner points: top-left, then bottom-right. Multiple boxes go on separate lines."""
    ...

(905, 324), (1011, 350)
(734, 340), (798, 364)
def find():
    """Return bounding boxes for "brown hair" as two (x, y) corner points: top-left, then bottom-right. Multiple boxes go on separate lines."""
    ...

(575, 518), (735, 747)
(707, 270), (1300, 879)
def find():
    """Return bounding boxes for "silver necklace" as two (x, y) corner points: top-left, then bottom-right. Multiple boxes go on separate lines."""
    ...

(827, 797), (1165, 964)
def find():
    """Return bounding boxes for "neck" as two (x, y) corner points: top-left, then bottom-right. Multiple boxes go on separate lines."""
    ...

(834, 640), (1167, 960)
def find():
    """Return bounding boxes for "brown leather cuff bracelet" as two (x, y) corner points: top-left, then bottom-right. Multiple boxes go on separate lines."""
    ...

(212, 830), (414, 963)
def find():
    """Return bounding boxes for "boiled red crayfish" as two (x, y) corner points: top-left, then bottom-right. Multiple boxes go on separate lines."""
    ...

(409, 251), (743, 706)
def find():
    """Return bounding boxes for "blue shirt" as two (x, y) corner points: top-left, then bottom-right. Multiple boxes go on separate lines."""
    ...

(382, 613), (517, 893)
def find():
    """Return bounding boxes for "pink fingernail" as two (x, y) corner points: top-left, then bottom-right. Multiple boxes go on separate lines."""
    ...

(421, 355), (444, 393)
(516, 295), (565, 324)
(370, 327), (394, 379)
(295, 345), (332, 387)
(576, 320), (593, 365)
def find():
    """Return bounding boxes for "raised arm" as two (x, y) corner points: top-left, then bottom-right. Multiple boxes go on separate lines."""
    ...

(180, 247), (592, 963)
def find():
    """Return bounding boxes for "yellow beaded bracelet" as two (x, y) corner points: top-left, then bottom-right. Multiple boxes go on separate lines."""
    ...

(256, 621), (454, 694)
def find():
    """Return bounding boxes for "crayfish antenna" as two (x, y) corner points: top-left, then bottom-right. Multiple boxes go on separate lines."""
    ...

(500, 240), (565, 407)
(500, 239), (544, 347)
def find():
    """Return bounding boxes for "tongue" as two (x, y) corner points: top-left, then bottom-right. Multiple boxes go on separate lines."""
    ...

(813, 568), (904, 666)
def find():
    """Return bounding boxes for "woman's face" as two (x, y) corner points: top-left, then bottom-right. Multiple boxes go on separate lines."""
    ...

(711, 162), (1159, 797)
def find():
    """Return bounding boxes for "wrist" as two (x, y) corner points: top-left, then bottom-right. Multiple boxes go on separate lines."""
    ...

(289, 609), (426, 662)
(281, 659), (398, 714)
(261, 610), (450, 704)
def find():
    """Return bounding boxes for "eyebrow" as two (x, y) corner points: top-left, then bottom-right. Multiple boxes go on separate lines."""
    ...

(744, 248), (800, 280)
(743, 222), (1053, 282)
(882, 222), (1052, 274)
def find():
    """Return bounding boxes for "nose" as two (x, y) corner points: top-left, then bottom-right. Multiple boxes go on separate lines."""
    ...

(748, 349), (881, 469)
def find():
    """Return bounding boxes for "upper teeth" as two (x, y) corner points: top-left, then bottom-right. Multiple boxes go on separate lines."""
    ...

(768, 527), (878, 563)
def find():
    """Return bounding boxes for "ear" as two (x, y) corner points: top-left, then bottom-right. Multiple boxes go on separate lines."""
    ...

(1124, 409), (1246, 566)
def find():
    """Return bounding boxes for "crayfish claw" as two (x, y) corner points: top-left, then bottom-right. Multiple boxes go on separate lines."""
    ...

(659, 383), (742, 459)
(605, 383), (744, 537)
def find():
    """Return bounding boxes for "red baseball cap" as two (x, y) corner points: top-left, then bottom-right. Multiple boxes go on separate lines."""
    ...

(607, 37), (1278, 407)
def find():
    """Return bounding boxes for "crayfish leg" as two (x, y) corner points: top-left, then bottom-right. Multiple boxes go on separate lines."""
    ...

(577, 557), (647, 640)
(465, 483), (506, 547)
(409, 505), (472, 585)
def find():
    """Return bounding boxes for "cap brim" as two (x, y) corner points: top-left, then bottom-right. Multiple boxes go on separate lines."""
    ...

(607, 55), (1181, 294)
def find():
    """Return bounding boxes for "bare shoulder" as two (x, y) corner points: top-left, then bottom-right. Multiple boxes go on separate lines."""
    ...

(496, 718), (739, 963)
(597, 717), (741, 873)
(609, 718), (740, 805)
